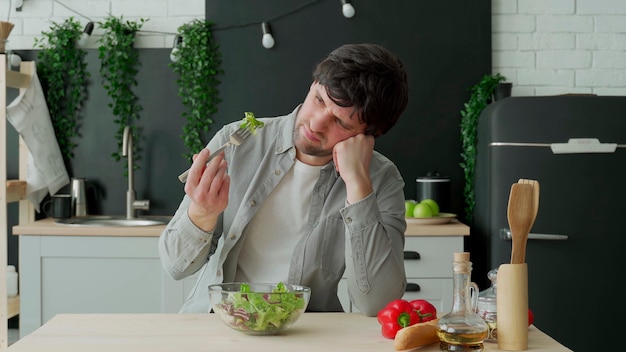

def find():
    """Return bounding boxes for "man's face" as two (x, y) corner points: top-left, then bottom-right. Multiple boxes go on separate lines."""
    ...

(294, 82), (367, 163)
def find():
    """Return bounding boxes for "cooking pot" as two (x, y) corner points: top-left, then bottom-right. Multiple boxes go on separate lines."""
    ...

(416, 171), (451, 212)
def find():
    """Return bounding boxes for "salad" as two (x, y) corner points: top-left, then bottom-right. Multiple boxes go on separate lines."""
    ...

(213, 282), (308, 334)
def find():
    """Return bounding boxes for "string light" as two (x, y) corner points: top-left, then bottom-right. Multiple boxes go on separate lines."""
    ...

(340, 0), (355, 18)
(49, 0), (349, 51)
(261, 22), (275, 49)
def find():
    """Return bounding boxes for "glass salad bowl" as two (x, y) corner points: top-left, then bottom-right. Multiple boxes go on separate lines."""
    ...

(208, 282), (311, 335)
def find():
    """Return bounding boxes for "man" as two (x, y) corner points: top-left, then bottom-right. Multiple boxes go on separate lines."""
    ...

(159, 43), (409, 316)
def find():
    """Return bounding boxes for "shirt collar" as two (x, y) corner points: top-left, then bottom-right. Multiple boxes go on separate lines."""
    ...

(275, 104), (300, 155)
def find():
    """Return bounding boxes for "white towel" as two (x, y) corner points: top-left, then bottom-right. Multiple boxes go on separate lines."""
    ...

(6, 69), (70, 212)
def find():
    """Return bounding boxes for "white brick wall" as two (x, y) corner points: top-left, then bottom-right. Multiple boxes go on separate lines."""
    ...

(3, 1), (625, 95)
(493, 0), (626, 96)
(1, 0), (204, 49)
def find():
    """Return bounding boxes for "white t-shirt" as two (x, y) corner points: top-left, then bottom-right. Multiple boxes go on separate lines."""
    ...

(235, 159), (322, 283)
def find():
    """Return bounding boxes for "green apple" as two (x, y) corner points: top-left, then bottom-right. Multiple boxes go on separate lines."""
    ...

(419, 199), (439, 216)
(405, 200), (417, 218)
(413, 203), (434, 218)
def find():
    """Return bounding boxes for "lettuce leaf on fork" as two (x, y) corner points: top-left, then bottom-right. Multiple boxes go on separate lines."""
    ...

(239, 111), (264, 135)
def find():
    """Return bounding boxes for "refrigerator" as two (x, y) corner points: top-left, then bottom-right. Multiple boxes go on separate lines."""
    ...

(471, 95), (626, 351)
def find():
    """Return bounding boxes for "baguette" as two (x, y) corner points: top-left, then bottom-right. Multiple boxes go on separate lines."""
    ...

(393, 318), (440, 351)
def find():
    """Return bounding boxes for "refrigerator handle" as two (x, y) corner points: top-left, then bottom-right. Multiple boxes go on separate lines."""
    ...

(500, 228), (568, 241)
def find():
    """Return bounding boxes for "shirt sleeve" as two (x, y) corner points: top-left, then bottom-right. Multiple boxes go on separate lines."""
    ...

(158, 126), (235, 280)
(339, 167), (407, 317)
(158, 195), (219, 281)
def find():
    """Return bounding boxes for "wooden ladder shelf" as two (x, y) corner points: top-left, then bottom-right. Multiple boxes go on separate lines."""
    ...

(1, 55), (35, 350)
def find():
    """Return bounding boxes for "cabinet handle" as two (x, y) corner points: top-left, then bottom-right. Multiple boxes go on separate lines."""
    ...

(404, 251), (421, 260)
(406, 283), (421, 292)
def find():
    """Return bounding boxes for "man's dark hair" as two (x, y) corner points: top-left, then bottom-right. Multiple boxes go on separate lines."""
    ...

(312, 43), (409, 137)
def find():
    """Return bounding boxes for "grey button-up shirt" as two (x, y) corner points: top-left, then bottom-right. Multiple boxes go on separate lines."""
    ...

(159, 106), (407, 316)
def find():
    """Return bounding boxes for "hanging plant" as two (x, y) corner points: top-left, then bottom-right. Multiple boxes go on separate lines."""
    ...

(33, 17), (89, 165)
(169, 19), (222, 162)
(97, 15), (146, 174)
(460, 73), (505, 224)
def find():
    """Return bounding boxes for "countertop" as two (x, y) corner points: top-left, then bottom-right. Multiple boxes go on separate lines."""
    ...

(6, 313), (571, 352)
(12, 218), (469, 237)
(11, 217), (168, 237)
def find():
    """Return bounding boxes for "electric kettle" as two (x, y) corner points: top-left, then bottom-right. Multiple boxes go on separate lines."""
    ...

(70, 177), (88, 216)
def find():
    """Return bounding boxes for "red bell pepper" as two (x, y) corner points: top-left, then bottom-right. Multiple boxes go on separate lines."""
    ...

(408, 299), (437, 323)
(377, 299), (420, 339)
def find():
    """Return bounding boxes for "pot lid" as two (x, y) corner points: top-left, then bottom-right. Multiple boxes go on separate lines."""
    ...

(416, 171), (450, 181)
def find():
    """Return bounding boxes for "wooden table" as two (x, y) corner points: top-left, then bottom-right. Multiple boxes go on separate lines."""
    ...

(8, 313), (571, 351)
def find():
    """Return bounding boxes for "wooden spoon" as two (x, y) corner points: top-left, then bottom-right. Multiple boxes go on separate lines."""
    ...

(507, 183), (534, 264)
(518, 178), (540, 232)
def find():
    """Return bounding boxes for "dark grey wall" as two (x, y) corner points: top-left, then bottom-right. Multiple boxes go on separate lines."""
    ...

(70, 49), (190, 216)
(208, 0), (491, 212)
(12, 49), (190, 217)
(6, 49), (190, 273)
(7, 0), (490, 267)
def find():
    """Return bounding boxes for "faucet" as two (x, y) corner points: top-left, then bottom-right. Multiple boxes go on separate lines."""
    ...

(122, 126), (150, 219)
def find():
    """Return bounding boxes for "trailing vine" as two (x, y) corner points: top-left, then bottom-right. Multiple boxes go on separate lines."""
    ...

(97, 15), (146, 174)
(169, 19), (222, 162)
(460, 73), (505, 224)
(34, 17), (89, 165)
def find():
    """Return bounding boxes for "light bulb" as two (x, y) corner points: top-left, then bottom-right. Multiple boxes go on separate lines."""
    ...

(170, 35), (183, 62)
(262, 33), (275, 49)
(9, 53), (21, 67)
(77, 33), (89, 46)
(261, 22), (275, 49)
(77, 22), (94, 47)
(170, 47), (180, 62)
(14, 0), (23, 11)
(341, 0), (355, 18)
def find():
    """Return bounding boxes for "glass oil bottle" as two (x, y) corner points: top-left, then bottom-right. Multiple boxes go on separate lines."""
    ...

(437, 252), (489, 351)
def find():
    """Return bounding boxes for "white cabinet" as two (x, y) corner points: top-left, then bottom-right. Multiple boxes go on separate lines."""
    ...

(339, 229), (466, 314)
(402, 236), (463, 313)
(18, 234), (197, 338)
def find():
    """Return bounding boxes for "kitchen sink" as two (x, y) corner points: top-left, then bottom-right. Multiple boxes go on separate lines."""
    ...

(55, 215), (171, 227)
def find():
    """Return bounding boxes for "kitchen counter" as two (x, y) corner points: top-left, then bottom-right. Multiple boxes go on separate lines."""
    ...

(12, 217), (469, 237)
(7, 313), (571, 352)
(405, 219), (469, 237)
(14, 218), (469, 336)
(12, 217), (167, 237)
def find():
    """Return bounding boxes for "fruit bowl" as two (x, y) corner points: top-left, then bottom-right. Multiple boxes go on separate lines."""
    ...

(209, 282), (311, 335)
(406, 212), (457, 225)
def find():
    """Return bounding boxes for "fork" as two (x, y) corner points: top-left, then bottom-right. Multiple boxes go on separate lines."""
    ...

(178, 127), (253, 183)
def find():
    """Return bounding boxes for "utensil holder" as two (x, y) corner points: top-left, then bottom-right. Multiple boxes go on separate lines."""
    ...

(496, 263), (528, 351)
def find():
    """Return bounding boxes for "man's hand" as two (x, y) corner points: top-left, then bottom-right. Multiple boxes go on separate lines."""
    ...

(333, 134), (374, 204)
(184, 149), (230, 231)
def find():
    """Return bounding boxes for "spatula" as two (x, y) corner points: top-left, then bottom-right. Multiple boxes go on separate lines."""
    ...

(507, 183), (534, 264)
